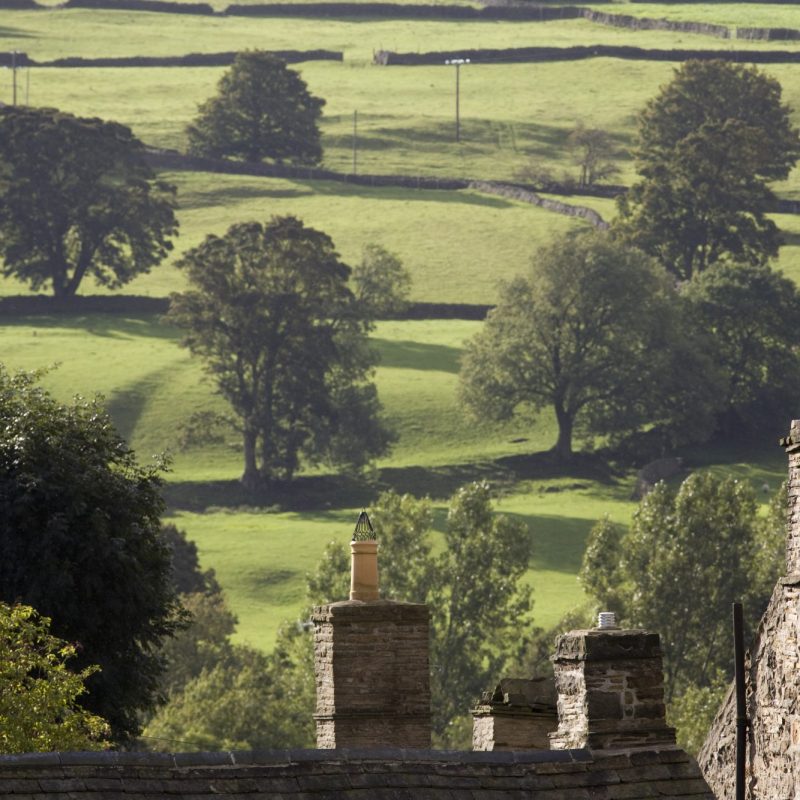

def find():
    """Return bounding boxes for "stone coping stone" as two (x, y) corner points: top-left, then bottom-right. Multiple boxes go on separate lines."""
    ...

(554, 629), (662, 661)
(0, 748), (595, 769)
(312, 599), (429, 622)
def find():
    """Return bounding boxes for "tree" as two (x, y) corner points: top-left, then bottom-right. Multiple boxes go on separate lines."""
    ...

(352, 244), (412, 319)
(579, 473), (784, 703)
(144, 643), (313, 751)
(0, 603), (109, 754)
(0, 366), (183, 744)
(168, 216), (393, 489)
(615, 60), (800, 281)
(186, 51), (325, 165)
(459, 231), (716, 461)
(161, 523), (221, 597)
(567, 123), (620, 188)
(0, 107), (177, 298)
(306, 483), (533, 747)
(683, 262), (800, 432)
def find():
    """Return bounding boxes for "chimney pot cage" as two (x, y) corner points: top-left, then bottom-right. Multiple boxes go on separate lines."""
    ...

(352, 510), (376, 541)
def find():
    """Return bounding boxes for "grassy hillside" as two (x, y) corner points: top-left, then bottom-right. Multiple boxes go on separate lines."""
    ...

(1, 1), (798, 653)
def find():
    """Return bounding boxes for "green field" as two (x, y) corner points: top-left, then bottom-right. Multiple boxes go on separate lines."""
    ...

(1, 1), (798, 653)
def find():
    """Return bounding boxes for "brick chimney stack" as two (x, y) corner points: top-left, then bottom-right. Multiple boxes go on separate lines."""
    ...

(780, 419), (800, 577)
(549, 626), (676, 751)
(312, 512), (431, 749)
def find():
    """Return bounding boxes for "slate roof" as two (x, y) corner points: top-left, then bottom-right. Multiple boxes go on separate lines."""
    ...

(0, 746), (714, 799)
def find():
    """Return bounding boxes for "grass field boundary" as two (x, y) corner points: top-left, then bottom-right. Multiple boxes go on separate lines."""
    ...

(375, 44), (800, 65)
(145, 151), (611, 226)
(469, 180), (609, 229)
(738, 27), (800, 41)
(0, 294), (492, 319)
(35, 50), (343, 67)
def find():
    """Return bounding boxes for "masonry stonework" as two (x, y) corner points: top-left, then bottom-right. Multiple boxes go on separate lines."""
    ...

(312, 599), (431, 749)
(699, 420), (800, 799)
(472, 678), (557, 750)
(549, 628), (676, 751)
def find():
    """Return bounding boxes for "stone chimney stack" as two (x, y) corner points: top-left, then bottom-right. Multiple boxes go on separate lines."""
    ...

(549, 624), (676, 751)
(781, 419), (800, 577)
(312, 512), (431, 749)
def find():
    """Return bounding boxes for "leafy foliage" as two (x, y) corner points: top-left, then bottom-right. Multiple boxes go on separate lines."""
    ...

(616, 60), (800, 281)
(0, 366), (183, 744)
(459, 231), (717, 460)
(580, 473), (784, 702)
(0, 603), (109, 754)
(683, 263), (800, 432)
(144, 639), (313, 751)
(352, 244), (412, 319)
(186, 51), (325, 165)
(168, 216), (394, 489)
(0, 107), (177, 297)
(161, 523), (222, 597)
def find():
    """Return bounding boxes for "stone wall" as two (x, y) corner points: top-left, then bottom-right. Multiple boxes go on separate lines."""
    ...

(312, 599), (431, 749)
(698, 420), (800, 798)
(375, 44), (800, 66)
(468, 181), (609, 229)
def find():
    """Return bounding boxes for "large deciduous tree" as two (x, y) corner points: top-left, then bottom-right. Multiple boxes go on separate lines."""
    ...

(186, 51), (325, 165)
(168, 216), (393, 489)
(459, 231), (718, 461)
(615, 60), (800, 281)
(0, 107), (178, 298)
(0, 367), (183, 744)
(683, 262), (800, 432)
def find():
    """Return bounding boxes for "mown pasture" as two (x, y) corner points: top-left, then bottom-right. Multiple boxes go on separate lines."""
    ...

(0, 1), (798, 650)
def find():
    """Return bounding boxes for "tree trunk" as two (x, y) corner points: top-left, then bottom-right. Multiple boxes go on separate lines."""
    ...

(241, 425), (260, 491)
(553, 404), (574, 462)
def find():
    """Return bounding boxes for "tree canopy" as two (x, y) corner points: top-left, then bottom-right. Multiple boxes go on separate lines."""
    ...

(683, 262), (800, 431)
(168, 216), (393, 489)
(0, 107), (178, 298)
(0, 366), (183, 744)
(0, 603), (109, 754)
(186, 51), (325, 165)
(459, 231), (716, 460)
(615, 60), (800, 281)
(580, 473), (783, 703)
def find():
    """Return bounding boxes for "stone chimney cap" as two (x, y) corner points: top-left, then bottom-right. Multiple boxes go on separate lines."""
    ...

(553, 629), (662, 662)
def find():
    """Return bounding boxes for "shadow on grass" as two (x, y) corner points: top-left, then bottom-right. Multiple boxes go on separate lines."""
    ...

(304, 179), (513, 208)
(373, 338), (462, 372)
(163, 449), (619, 513)
(177, 182), (314, 209)
(0, 27), (33, 39)
(3, 313), (180, 342)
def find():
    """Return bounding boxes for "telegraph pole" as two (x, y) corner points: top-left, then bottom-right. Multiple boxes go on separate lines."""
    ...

(353, 109), (358, 175)
(11, 50), (18, 106)
(445, 58), (469, 143)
